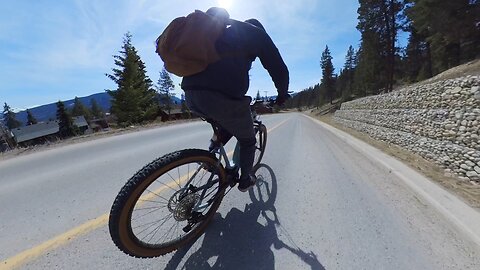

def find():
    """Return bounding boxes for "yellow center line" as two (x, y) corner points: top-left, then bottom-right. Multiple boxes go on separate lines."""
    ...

(267, 118), (289, 133)
(0, 117), (290, 270)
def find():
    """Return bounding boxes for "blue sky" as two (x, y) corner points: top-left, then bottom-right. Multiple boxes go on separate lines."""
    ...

(0, 0), (361, 110)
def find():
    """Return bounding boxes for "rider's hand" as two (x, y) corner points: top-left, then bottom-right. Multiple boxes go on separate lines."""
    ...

(275, 93), (291, 106)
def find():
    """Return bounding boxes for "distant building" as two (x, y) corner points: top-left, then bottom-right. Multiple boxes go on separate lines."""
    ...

(89, 118), (110, 132)
(252, 100), (273, 114)
(73, 116), (89, 134)
(160, 108), (188, 121)
(11, 116), (90, 146)
(12, 121), (59, 145)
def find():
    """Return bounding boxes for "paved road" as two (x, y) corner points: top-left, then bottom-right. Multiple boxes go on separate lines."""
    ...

(1, 113), (479, 269)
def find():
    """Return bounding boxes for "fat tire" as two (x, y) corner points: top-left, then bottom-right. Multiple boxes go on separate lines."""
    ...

(109, 149), (226, 258)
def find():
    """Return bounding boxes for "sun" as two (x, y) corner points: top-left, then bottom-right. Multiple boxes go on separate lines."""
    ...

(217, 0), (233, 9)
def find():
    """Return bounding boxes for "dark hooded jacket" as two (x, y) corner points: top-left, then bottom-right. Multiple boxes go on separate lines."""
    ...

(181, 20), (289, 99)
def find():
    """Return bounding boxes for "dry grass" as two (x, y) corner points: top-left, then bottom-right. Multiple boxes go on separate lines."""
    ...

(424, 59), (480, 83)
(399, 59), (480, 90)
(312, 113), (480, 209)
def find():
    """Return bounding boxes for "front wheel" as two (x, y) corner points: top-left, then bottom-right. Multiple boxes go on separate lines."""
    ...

(109, 149), (227, 258)
(253, 123), (267, 167)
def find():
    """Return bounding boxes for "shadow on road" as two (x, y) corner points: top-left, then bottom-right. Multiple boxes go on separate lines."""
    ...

(164, 164), (326, 270)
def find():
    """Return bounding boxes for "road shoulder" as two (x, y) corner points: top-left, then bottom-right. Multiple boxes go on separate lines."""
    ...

(303, 113), (480, 247)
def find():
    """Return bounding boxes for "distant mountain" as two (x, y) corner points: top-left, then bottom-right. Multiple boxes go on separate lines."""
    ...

(14, 92), (113, 125)
(11, 92), (182, 126)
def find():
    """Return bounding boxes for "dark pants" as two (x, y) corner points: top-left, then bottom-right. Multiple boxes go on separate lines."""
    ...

(185, 90), (256, 180)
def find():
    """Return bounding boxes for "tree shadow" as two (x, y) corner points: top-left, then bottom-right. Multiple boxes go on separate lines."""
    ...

(164, 164), (326, 270)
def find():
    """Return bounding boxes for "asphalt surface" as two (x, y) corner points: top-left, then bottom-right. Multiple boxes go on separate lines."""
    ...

(1, 113), (479, 269)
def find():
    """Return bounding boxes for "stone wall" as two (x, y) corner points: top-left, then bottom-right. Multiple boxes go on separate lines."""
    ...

(334, 75), (480, 183)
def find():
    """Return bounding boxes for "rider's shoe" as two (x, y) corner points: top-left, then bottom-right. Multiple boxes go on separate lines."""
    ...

(226, 167), (240, 187)
(238, 174), (257, 192)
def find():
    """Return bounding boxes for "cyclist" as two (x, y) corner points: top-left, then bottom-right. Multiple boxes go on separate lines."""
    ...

(182, 7), (290, 192)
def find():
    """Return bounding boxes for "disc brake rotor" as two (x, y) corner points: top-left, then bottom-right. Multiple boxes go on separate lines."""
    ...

(168, 190), (201, 222)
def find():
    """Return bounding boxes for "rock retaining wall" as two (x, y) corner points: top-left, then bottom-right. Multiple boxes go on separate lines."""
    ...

(334, 75), (480, 183)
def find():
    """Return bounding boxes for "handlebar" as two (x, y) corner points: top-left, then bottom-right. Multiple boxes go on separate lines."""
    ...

(251, 93), (291, 111)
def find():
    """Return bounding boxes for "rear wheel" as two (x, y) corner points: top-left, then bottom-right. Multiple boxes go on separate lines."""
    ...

(253, 123), (267, 167)
(109, 149), (226, 258)
(249, 164), (277, 208)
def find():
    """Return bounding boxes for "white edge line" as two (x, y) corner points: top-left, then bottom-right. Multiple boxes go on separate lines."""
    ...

(303, 114), (480, 247)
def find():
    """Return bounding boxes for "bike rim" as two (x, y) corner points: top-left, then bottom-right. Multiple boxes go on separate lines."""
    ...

(253, 125), (267, 166)
(125, 158), (224, 249)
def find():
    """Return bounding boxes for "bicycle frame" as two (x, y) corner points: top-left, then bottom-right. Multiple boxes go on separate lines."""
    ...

(179, 109), (264, 212)
(166, 141), (231, 215)
(212, 142), (237, 170)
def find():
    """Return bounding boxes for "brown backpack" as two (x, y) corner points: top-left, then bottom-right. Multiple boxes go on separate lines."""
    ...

(155, 10), (226, 77)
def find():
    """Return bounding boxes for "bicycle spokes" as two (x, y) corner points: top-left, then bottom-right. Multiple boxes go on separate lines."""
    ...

(129, 161), (221, 246)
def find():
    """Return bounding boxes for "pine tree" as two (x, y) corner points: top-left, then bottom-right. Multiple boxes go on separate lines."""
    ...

(320, 46), (335, 104)
(357, 0), (404, 93)
(407, 0), (479, 73)
(180, 94), (191, 118)
(340, 45), (356, 100)
(106, 32), (159, 126)
(56, 101), (76, 138)
(403, 29), (432, 82)
(0, 120), (15, 148)
(354, 30), (387, 96)
(344, 46), (356, 71)
(26, 109), (38, 126)
(90, 99), (104, 119)
(157, 68), (176, 115)
(285, 83), (326, 109)
(336, 69), (346, 99)
(71, 97), (92, 121)
(255, 90), (262, 101)
(2, 103), (21, 129)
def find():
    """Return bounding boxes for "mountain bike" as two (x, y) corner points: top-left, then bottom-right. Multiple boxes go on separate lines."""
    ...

(162, 163), (278, 270)
(108, 107), (268, 258)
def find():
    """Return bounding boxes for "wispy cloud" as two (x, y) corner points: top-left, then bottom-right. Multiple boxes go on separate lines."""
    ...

(0, 0), (360, 108)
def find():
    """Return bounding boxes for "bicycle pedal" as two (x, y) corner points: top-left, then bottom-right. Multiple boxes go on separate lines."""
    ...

(182, 224), (193, 233)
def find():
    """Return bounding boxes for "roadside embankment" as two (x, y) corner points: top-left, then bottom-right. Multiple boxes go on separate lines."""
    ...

(334, 75), (480, 185)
